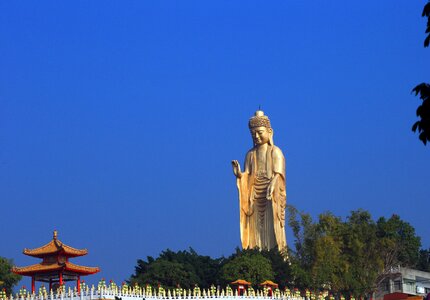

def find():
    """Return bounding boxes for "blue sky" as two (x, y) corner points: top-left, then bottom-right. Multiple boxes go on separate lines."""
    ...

(1, 0), (429, 288)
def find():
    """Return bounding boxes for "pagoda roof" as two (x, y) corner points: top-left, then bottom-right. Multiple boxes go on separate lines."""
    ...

(231, 279), (252, 286)
(23, 231), (88, 258)
(12, 261), (100, 276)
(259, 280), (278, 287)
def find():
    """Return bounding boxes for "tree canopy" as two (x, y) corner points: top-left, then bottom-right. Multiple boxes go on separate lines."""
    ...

(129, 248), (223, 289)
(412, 1), (430, 145)
(0, 257), (21, 295)
(286, 207), (423, 297)
(220, 248), (274, 286)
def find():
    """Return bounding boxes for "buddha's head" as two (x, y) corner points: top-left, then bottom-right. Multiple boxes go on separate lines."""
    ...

(248, 110), (273, 146)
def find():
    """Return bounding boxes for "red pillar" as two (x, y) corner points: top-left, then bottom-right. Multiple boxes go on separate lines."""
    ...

(77, 276), (81, 293)
(59, 272), (63, 285)
(49, 279), (52, 291)
(31, 276), (35, 294)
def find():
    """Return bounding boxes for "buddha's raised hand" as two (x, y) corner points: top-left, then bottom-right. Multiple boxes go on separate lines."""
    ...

(231, 160), (242, 178)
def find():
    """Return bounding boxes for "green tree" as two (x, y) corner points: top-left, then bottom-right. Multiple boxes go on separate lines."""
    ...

(286, 208), (421, 297)
(130, 259), (198, 289)
(286, 205), (317, 289)
(286, 206), (315, 289)
(312, 213), (346, 292)
(412, 1), (430, 145)
(376, 214), (421, 269)
(220, 249), (274, 287)
(259, 248), (293, 289)
(342, 210), (384, 297)
(0, 257), (21, 295)
(416, 248), (430, 272)
(157, 248), (222, 287)
(129, 248), (222, 289)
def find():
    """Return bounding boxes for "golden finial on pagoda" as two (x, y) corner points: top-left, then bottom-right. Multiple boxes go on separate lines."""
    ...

(53, 230), (58, 240)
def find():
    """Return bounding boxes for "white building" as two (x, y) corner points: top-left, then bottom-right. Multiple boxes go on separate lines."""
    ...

(375, 267), (430, 300)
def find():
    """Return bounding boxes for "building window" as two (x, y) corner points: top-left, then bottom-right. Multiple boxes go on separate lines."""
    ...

(382, 281), (389, 291)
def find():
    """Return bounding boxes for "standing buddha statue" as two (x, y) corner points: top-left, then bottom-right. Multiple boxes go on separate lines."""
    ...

(232, 110), (287, 251)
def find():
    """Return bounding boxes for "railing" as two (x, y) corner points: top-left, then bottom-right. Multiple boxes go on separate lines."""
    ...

(6, 287), (305, 300)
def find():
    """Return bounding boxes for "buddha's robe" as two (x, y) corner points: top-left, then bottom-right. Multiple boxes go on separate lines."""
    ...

(236, 145), (287, 251)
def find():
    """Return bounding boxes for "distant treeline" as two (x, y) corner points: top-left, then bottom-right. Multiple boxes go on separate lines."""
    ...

(129, 207), (430, 297)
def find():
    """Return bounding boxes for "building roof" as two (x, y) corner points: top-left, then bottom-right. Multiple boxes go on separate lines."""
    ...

(260, 280), (278, 287)
(231, 279), (252, 286)
(23, 231), (88, 258)
(12, 261), (100, 276)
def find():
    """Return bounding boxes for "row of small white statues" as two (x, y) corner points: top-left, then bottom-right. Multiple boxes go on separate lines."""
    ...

(4, 280), (356, 300)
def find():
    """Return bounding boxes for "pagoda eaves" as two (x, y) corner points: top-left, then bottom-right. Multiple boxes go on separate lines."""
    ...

(260, 280), (278, 287)
(23, 231), (88, 258)
(12, 261), (99, 276)
(231, 279), (252, 285)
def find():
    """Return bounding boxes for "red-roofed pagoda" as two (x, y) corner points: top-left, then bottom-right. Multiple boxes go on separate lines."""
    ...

(12, 230), (100, 293)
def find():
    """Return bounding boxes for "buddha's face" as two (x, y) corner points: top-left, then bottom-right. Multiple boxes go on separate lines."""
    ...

(251, 126), (272, 145)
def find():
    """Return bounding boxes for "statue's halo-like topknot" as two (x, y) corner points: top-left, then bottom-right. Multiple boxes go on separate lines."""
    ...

(248, 110), (271, 129)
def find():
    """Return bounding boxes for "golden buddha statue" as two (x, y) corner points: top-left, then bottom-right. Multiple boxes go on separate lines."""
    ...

(232, 110), (287, 251)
